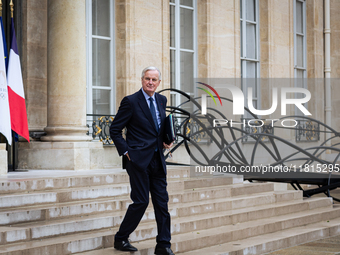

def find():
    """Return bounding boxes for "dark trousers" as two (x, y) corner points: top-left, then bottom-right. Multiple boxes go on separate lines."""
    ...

(115, 152), (171, 248)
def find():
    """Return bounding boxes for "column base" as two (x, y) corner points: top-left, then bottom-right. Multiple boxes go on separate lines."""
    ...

(18, 141), (120, 170)
(41, 126), (93, 142)
(0, 144), (7, 175)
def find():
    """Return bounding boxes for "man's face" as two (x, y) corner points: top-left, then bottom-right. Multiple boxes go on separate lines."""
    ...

(141, 70), (161, 97)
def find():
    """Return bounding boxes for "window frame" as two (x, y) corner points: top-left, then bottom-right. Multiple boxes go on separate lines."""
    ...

(86, 0), (116, 116)
(293, 0), (307, 117)
(240, 0), (260, 115)
(169, 0), (197, 107)
(294, 0), (307, 79)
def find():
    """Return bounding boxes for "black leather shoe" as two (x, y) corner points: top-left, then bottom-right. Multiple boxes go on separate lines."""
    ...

(154, 247), (175, 255)
(114, 240), (138, 252)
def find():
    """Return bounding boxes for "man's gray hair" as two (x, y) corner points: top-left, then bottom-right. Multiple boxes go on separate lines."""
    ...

(141, 66), (162, 80)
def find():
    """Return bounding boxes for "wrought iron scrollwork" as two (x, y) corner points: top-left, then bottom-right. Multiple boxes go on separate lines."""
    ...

(296, 119), (320, 142)
(87, 114), (115, 145)
(241, 118), (274, 143)
(185, 118), (210, 143)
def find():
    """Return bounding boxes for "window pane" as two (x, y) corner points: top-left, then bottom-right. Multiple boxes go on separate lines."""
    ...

(180, 8), (193, 50)
(240, 0), (242, 19)
(296, 34), (303, 67)
(170, 0), (175, 3)
(241, 60), (245, 78)
(296, 70), (304, 80)
(93, 89), (110, 114)
(246, 0), (255, 22)
(240, 21), (243, 57)
(92, 38), (110, 87)
(296, 1), (303, 34)
(170, 50), (176, 88)
(246, 61), (256, 78)
(251, 80), (257, 98)
(171, 94), (177, 107)
(170, 5), (176, 48)
(246, 23), (256, 59)
(253, 99), (257, 107)
(92, 0), (110, 37)
(180, 0), (193, 7)
(180, 51), (193, 93)
(244, 77), (257, 99)
(295, 73), (306, 115)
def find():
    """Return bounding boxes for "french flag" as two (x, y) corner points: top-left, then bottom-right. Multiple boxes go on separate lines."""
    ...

(7, 19), (30, 142)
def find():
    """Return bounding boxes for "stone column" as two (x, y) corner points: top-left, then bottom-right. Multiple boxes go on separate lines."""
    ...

(18, 0), (100, 171)
(21, 0), (48, 137)
(41, 0), (91, 142)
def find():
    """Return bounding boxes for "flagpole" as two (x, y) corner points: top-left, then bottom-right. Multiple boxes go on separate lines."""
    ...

(10, 0), (13, 18)
(9, 0), (15, 171)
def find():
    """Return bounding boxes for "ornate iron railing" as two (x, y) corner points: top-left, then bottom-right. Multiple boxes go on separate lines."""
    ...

(296, 119), (320, 142)
(87, 114), (115, 145)
(241, 118), (274, 143)
(87, 113), (192, 145)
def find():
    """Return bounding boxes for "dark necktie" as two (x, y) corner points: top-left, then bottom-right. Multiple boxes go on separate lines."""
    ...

(149, 97), (159, 133)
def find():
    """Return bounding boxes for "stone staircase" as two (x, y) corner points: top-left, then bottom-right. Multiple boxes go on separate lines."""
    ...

(0, 167), (339, 255)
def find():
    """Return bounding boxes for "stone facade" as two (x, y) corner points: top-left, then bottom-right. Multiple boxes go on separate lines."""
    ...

(0, 0), (339, 171)
(115, 0), (170, 106)
(0, 144), (6, 175)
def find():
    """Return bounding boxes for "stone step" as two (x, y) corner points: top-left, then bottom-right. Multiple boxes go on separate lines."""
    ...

(0, 171), (128, 195)
(177, 182), (274, 203)
(111, 217), (340, 255)
(178, 218), (340, 254)
(0, 196), (332, 245)
(176, 195), (330, 218)
(183, 175), (241, 189)
(1, 204), (339, 254)
(0, 228), (115, 254)
(0, 184), (131, 209)
(111, 206), (340, 254)
(0, 178), (274, 210)
(0, 180), (186, 210)
(0, 183), (276, 226)
(127, 203), (340, 244)
(0, 175), (240, 209)
(0, 167), (191, 195)
(0, 182), (275, 226)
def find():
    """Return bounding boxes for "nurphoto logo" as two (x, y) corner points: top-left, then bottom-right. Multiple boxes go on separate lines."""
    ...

(197, 81), (312, 128)
(199, 84), (311, 116)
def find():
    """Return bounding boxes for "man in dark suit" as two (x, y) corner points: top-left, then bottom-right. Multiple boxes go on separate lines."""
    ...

(110, 67), (174, 255)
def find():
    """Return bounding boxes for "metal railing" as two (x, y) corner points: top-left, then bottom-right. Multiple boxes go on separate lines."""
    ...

(87, 113), (190, 145)
(295, 119), (320, 142)
(241, 118), (274, 143)
(87, 114), (115, 145)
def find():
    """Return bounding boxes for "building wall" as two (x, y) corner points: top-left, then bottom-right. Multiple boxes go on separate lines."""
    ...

(197, 0), (240, 78)
(330, 0), (340, 143)
(13, 0), (340, 170)
(115, 0), (170, 109)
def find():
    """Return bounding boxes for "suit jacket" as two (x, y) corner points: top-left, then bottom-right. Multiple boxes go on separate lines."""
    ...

(110, 89), (167, 174)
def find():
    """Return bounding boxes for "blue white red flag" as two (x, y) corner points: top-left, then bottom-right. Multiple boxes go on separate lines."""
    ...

(7, 18), (30, 142)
